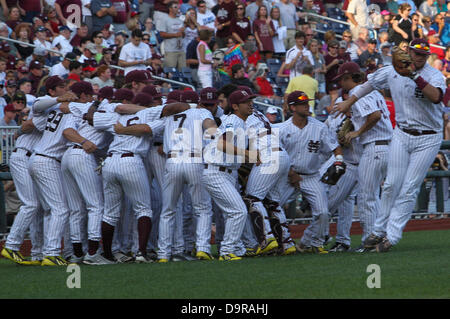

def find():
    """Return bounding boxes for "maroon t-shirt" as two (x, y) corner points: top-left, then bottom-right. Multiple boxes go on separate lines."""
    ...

(70, 34), (82, 47)
(111, 0), (129, 24)
(324, 53), (351, 91)
(230, 17), (251, 42)
(215, 1), (237, 38)
(6, 20), (20, 31)
(5, 0), (17, 7)
(154, 0), (169, 14)
(18, 0), (41, 11)
(253, 19), (275, 52)
(55, 0), (82, 19)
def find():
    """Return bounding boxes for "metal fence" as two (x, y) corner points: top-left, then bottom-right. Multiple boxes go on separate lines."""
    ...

(0, 126), (19, 166)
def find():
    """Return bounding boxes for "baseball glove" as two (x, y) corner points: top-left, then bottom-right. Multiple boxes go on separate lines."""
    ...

(392, 46), (414, 77)
(321, 161), (346, 185)
(337, 117), (354, 147)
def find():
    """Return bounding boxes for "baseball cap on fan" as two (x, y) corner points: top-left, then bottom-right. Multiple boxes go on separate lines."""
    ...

(287, 91), (314, 105)
(332, 61), (361, 81)
(199, 87), (219, 104)
(409, 39), (431, 55)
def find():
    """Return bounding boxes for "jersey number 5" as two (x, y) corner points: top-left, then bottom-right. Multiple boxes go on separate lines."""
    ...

(45, 111), (63, 132)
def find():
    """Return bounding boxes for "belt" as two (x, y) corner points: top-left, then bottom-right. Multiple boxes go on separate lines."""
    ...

(35, 153), (61, 163)
(400, 127), (437, 136)
(272, 147), (282, 152)
(107, 152), (134, 158)
(12, 148), (32, 157)
(153, 142), (163, 146)
(72, 145), (83, 149)
(294, 171), (313, 176)
(168, 152), (202, 159)
(204, 164), (232, 174)
(364, 140), (390, 148)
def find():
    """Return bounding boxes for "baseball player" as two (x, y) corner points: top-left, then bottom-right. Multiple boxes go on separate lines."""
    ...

(332, 62), (393, 251)
(202, 89), (258, 261)
(28, 76), (78, 266)
(87, 95), (189, 263)
(334, 39), (446, 252)
(277, 91), (344, 254)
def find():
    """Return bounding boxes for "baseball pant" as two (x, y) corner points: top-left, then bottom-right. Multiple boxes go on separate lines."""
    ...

(358, 142), (389, 242)
(374, 127), (442, 245)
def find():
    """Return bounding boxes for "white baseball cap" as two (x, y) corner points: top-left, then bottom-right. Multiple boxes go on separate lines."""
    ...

(266, 106), (278, 114)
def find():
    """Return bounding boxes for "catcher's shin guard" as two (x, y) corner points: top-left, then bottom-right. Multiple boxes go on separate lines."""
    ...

(243, 195), (266, 245)
(263, 198), (283, 247)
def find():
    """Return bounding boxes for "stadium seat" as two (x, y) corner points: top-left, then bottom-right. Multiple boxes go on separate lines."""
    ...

(327, 7), (344, 19)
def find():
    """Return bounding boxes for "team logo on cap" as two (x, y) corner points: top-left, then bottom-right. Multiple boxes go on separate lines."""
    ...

(207, 92), (213, 99)
(241, 90), (248, 96)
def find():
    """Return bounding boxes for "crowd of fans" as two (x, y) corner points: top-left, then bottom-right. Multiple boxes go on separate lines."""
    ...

(0, 0), (449, 125)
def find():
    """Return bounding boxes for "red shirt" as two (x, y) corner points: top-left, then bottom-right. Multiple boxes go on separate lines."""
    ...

(256, 77), (274, 97)
(385, 99), (396, 128)
(248, 50), (261, 67)
(430, 45), (445, 61)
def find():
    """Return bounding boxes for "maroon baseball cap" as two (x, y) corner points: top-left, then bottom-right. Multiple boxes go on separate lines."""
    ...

(132, 92), (154, 106)
(237, 85), (254, 96)
(114, 88), (134, 101)
(70, 81), (94, 96)
(141, 84), (162, 98)
(180, 90), (200, 103)
(287, 91), (313, 106)
(0, 42), (11, 52)
(18, 66), (28, 74)
(332, 62), (361, 81)
(166, 90), (182, 103)
(98, 86), (114, 100)
(29, 60), (42, 70)
(229, 90), (256, 105)
(45, 75), (65, 91)
(125, 70), (153, 84)
(409, 38), (431, 55)
(199, 87), (218, 104)
(4, 104), (15, 113)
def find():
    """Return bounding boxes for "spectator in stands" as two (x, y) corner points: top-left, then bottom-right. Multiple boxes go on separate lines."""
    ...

(285, 31), (314, 81)
(443, 46), (450, 78)
(341, 29), (359, 62)
(284, 65), (318, 115)
(324, 39), (350, 92)
(180, 0), (196, 15)
(143, 18), (160, 48)
(50, 52), (77, 77)
(419, 0), (438, 18)
(101, 24), (116, 47)
(432, 58), (444, 72)
(215, 0), (237, 48)
(29, 60), (44, 95)
(354, 27), (370, 56)
(2, 80), (16, 104)
(14, 24), (33, 60)
(308, 38), (326, 96)
(265, 106), (279, 124)
(316, 82), (339, 115)
(196, 0), (216, 33)
(421, 15), (433, 38)
(246, 0), (271, 24)
(197, 30), (214, 88)
(396, 0), (416, 14)
(346, 0), (369, 41)
(432, 12), (450, 46)
(323, 0), (341, 10)
(111, 0), (131, 33)
(89, 64), (114, 88)
(52, 26), (74, 56)
(46, 7), (62, 36)
(68, 60), (83, 82)
(323, 30), (336, 52)
(159, 1), (186, 70)
(359, 38), (383, 69)
(253, 5), (275, 61)
(79, 43), (99, 67)
(276, 0), (297, 51)
(5, 6), (21, 31)
(118, 28), (152, 75)
(391, 3), (413, 45)
(411, 12), (423, 39)
(91, 0), (117, 33)
(0, 104), (17, 126)
(71, 23), (90, 49)
(428, 30), (445, 60)
(380, 42), (393, 65)
(230, 63), (259, 93)
(183, 8), (200, 51)
(230, 3), (251, 45)
(186, 35), (200, 87)
(270, 7), (286, 57)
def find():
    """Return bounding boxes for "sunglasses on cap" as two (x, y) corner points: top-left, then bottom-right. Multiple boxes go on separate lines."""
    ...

(411, 43), (430, 51)
(297, 95), (309, 101)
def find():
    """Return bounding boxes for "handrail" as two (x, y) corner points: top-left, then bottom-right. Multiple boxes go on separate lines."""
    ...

(0, 35), (63, 55)
(252, 101), (285, 122)
(151, 75), (196, 91)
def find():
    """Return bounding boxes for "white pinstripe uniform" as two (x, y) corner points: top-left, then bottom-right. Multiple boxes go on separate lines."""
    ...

(277, 117), (339, 248)
(202, 114), (249, 256)
(322, 112), (363, 246)
(154, 108), (214, 259)
(244, 110), (292, 248)
(367, 64), (446, 245)
(349, 87), (393, 243)
(93, 106), (164, 228)
(60, 100), (113, 250)
(5, 110), (48, 260)
(29, 99), (72, 257)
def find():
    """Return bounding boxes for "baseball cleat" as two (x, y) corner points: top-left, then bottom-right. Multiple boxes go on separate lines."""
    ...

(146, 250), (158, 261)
(196, 251), (214, 260)
(311, 246), (329, 254)
(376, 238), (392, 253)
(113, 251), (133, 263)
(324, 235), (333, 246)
(28, 260), (43, 266)
(244, 247), (259, 257)
(83, 252), (116, 265)
(41, 256), (72, 266)
(352, 244), (374, 253)
(280, 245), (297, 256)
(135, 251), (153, 263)
(364, 234), (384, 249)
(257, 238), (279, 255)
(1, 248), (34, 265)
(69, 255), (84, 264)
(295, 242), (313, 253)
(329, 242), (350, 252)
(171, 253), (198, 262)
(158, 258), (169, 263)
(219, 253), (242, 261)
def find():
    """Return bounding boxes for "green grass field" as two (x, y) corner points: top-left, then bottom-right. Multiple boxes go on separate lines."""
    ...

(0, 230), (449, 299)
